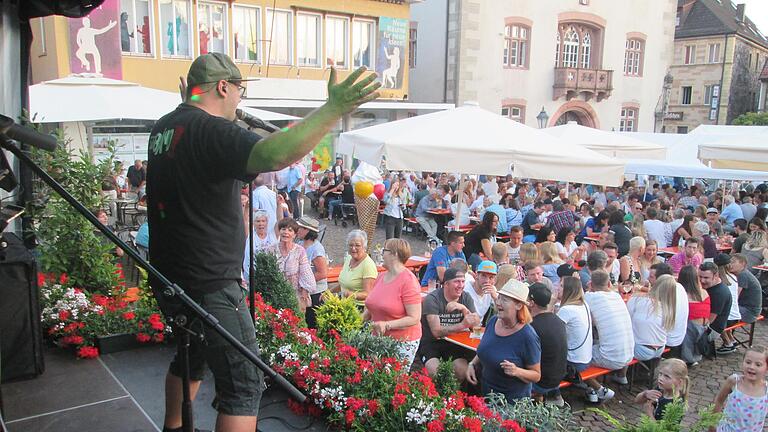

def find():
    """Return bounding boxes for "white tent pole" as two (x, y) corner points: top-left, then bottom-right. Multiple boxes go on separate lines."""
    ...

(454, 174), (468, 231)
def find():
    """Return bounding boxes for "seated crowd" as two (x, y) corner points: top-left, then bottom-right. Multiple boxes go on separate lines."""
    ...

(239, 168), (768, 427)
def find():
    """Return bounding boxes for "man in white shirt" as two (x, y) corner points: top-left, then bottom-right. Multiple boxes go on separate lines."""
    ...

(740, 196), (757, 222)
(602, 242), (620, 285)
(464, 260), (498, 320)
(251, 174), (278, 240)
(482, 176), (499, 201)
(643, 207), (667, 247)
(583, 270), (634, 399)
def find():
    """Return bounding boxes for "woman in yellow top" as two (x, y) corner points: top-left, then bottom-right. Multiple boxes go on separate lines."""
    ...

(338, 229), (379, 301)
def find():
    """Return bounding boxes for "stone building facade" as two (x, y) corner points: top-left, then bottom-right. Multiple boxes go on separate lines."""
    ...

(410, 0), (678, 132)
(663, 0), (768, 133)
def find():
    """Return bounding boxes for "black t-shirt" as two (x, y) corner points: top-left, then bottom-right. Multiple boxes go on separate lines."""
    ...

(464, 224), (491, 258)
(610, 223), (632, 256)
(522, 210), (539, 236)
(341, 182), (354, 204)
(147, 104), (259, 292)
(127, 165), (145, 187)
(706, 281), (732, 334)
(530, 312), (568, 389)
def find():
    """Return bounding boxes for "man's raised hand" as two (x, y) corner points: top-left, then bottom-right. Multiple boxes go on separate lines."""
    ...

(327, 66), (381, 116)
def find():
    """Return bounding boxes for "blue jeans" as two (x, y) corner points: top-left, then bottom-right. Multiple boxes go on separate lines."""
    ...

(328, 198), (342, 219)
(634, 343), (664, 361)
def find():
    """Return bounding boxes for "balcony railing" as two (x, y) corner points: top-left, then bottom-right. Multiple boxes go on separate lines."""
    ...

(553, 67), (613, 102)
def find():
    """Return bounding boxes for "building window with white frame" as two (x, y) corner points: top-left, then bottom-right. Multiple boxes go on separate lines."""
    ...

(708, 43), (720, 63)
(120, 0), (153, 55)
(684, 45), (696, 64)
(232, 5), (260, 63)
(581, 31), (591, 68)
(623, 38), (643, 76)
(326, 16), (349, 68)
(265, 9), (292, 65)
(501, 105), (525, 124)
(562, 26), (579, 68)
(159, 0), (192, 57)
(619, 107), (637, 132)
(297, 12), (321, 67)
(353, 19), (375, 68)
(197, 1), (227, 55)
(555, 23), (601, 69)
(503, 24), (529, 68)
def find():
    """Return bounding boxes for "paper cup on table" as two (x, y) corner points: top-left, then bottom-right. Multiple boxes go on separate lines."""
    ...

(355, 194), (380, 253)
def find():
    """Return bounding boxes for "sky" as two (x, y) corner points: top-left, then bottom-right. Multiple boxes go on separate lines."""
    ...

(740, 0), (768, 37)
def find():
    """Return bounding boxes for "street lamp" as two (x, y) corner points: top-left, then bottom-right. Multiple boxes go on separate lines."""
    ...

(536, 106), (549, 129)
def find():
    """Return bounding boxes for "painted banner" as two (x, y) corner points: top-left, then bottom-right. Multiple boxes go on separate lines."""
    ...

(68, 0), (122, 79)
(312, 134), (334, 172)
(376, 17), (408, 91)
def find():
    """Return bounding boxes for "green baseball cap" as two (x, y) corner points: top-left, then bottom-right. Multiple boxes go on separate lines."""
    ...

(186, 53), (251, 88)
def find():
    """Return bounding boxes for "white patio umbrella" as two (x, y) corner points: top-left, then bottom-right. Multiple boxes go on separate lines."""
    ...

(337, 103), (625, 186)
(545, 122), (667, 159)
(29, 76), (298, 122)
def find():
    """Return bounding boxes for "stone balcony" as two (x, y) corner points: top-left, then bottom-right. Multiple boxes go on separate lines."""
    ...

(553, 67), (613, 102)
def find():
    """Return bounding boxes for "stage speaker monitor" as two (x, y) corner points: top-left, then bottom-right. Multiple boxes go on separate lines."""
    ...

(0, 232), (44, 383)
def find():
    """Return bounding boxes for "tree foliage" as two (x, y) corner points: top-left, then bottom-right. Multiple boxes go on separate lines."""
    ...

(251, 252), (300, 314)
(733, 111), (768, 125)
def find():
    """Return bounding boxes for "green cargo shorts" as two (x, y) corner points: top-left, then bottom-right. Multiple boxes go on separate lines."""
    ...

(169, 281), (264, 417)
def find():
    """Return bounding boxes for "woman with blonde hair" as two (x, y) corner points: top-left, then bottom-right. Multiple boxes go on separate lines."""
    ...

(619, 236), (646, 285)
(512, 243), (540, 282)
(742, 230), (768, 271)
(638, 239), (663, 282)
(539, 241), (564, 286)
(626, 274), (677, 361)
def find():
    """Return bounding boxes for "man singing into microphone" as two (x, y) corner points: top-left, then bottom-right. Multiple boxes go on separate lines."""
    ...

(147, 52), (379, 432)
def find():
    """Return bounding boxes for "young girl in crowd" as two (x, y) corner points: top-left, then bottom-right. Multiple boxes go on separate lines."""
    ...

(634, 358), (689, 422)
(714, 345), (768, 432)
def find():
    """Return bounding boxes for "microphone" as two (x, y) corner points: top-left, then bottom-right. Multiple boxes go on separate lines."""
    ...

(0, 114), (57, 152)
(235, 109), (281, 133)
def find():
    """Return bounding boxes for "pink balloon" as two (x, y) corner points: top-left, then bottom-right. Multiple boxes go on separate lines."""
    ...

(373, 183), (386, 200)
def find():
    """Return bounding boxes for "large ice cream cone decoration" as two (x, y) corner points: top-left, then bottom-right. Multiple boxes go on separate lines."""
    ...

(355, 194), (380, 253)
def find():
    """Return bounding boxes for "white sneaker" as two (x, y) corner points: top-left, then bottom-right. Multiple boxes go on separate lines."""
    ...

(597, 386), (615, 401)
(545, 394), (565, 407)
(586, 389), (599, 403)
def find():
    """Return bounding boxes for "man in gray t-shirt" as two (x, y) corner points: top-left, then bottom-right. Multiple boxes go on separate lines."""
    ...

(420, 268), (479, 382)
(731, 254), (763, 323)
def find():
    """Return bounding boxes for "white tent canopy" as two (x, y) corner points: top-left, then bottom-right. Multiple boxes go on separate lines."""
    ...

(544, 122), (667, 159)
(338, 104), (626, 186)
(621, 132), (768, 181)
(692, 126), (768, 171)
(29, 76), (298, 122)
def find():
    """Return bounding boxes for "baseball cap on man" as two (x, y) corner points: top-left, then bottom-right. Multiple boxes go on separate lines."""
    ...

(528, 282), (551, 308)
(557, 263), (578, 278)
(187, 53), (256, 88)
(707, 207), (719, 214)
(476, 260), (498, 275)
(443, 268), (465, 283)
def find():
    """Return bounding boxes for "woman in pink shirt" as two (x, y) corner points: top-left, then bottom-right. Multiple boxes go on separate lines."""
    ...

(364, 238), (423, 366)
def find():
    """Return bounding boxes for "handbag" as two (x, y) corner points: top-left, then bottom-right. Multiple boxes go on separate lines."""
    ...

(695, 327), (717, 359)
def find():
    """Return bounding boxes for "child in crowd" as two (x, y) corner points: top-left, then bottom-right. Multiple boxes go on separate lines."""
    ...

(634, 358), (689, 422)
(713, 345), (768, 432)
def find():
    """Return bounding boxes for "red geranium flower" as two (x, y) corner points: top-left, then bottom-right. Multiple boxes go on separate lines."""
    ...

(122, 311), (136, 320)
(77, 346), (99, 359)
(392, 393), (406, 409)
(59, 273), (69, 285)
(62, 335), (84, 346)
(150, 320), (165, 331)
(462, 417), (483, 432)
(153, 333), (165, 343)
(58, 310), (71, 321)
(37, 273), (46, 287)
(427, 420), (445, 432)
(501, 419), (525, 432)
(136, 333), (151, 343)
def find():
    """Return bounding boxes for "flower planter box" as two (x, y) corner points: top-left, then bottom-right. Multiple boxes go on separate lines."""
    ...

(96, 333), (145, 354)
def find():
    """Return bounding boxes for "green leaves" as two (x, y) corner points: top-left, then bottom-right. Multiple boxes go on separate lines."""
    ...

(315, 292), (363, 339)
(252, 252), (301, 315)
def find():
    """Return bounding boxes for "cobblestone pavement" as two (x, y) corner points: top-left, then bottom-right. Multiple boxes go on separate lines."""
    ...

(310, 209), (768, 431)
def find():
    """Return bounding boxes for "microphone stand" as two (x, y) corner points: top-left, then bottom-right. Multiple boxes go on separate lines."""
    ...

(0, 134), (306, 432)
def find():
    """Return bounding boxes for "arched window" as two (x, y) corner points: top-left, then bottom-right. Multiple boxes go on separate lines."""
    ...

(563, 26), (579, 68)
(555, 22), (602, 69)
(581, 31), (591, 69)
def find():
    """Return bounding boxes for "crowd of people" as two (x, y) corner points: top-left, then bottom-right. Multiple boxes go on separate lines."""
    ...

(233, 166), (768, 429)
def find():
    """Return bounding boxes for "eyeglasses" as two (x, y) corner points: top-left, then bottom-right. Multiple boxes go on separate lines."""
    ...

(228, 80), (246, 97)
(382, 248), (392, 253)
